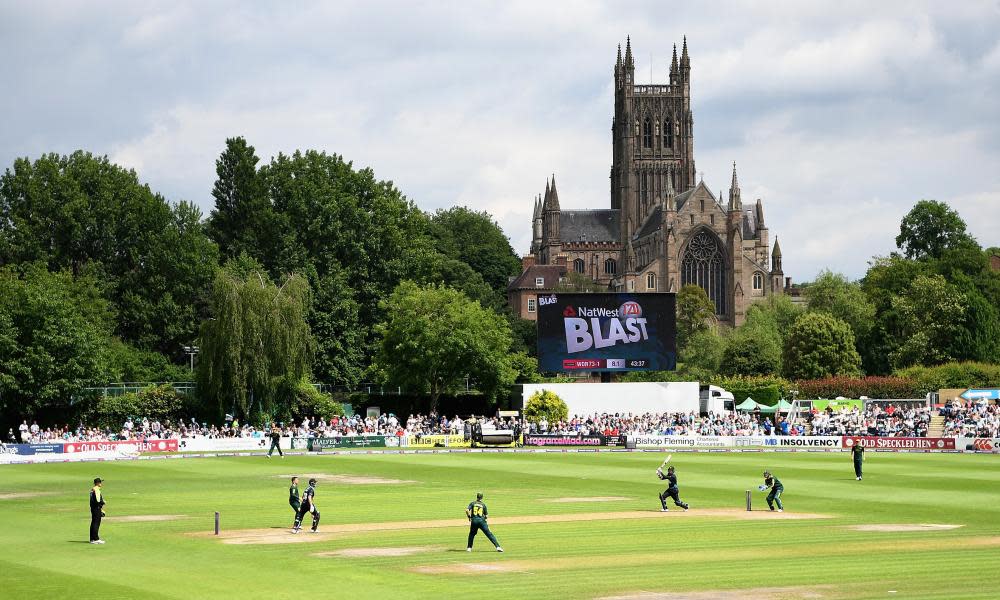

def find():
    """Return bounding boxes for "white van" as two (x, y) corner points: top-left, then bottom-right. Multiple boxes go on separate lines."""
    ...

(699, 385), (735, 415)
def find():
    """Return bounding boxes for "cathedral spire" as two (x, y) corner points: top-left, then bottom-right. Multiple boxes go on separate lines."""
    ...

(617, 44), (622, 67)
(681, 36), (689, 66)
(624, 36), (634, 69)
(728, 162), (742, 211)
(670, 44), (679, 77)
(755, 198), (766, 229)
(771, 236), (783, 274)
(549, 174), (560, 211)
(542, 178), (551, 211)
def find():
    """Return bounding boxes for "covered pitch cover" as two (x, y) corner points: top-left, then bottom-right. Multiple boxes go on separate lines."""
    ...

(536, 293), (676, 372)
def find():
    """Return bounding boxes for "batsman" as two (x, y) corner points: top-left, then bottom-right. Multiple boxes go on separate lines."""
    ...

(762, 470), (784, 512)
(656, 463), (689, 511)
(292, 478), (320, 533)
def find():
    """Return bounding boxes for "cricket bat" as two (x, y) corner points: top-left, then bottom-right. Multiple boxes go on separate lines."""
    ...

(660, 454), (672, 467)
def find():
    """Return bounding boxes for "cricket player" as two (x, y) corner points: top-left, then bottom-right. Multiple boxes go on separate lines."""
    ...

(465, 492), (503, 552)
(851, 443), (865, 480)
(292, 478), (320, 533)
(288, 476), (301, 526)
(89, 477), (106, 544)
(656, 465), (689, 511)
(762, 470), (784, 512)
(267, 425), (283, 458)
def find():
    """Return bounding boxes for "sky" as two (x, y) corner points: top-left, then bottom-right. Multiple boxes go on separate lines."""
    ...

(1, 0), (998, 280)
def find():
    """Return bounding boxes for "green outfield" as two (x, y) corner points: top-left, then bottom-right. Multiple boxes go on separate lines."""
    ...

(2, 451), (998, 600)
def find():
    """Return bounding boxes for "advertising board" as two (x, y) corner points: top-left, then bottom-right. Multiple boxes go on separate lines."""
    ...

(307, 436), (388, 450)
(63, 439), (178, 453)
(404, 434), (471, 448)
(842, 436), (955, 450)
(536, 293), (676, 372)
(0, 443), (64, 455)
(523, 434), (605, 446)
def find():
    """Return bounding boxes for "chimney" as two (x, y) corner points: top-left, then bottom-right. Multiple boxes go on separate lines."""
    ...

(785, 276), (792, 289)
(521, 255), (536, 270)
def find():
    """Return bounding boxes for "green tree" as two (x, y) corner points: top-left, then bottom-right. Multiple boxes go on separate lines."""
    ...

(889, 274), (967, 369)
(679, 327), (726, 374)
(896, 199), (975, 260)
(197, 260), (314, 420)
(0, 265), (114, 426)
(206, 137), (270, 262)
(804, 270), (876, 341)
(373, 282), (516, 412)
(720, 308), (783, 377)
(0, 152), (217, 356)
(428, 207), (522, 296)
(676, 284), (717, 350)
(523, 389), (568, 425)
(782, 312), (861, 380)
(554, 271), (604, 292)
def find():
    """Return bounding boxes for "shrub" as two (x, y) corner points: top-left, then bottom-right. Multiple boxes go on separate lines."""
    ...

(289, 382), (346, 421)
(795, 376), (921, 400)
(894, 361), (1000, 395)
(709, 374), (793, 406)
(523, 389), (568, 424)
(90, 384), (187, 429)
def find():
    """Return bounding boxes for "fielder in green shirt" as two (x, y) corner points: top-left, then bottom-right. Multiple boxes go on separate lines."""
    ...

(851, 444), (865, 480)
(466, 492), (503, 553)
(288, 477), (301, 527)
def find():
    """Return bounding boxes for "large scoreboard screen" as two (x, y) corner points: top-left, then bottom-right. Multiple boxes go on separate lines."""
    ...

(536, 292), (676, 372)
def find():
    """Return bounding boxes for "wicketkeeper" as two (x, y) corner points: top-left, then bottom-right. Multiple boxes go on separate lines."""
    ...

(656, 465), (689, 511)
(762, 470), (784, 512)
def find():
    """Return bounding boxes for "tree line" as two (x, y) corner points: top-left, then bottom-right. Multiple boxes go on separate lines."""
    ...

(0, 139), (532, 427)
(651, 199), (1000, 394)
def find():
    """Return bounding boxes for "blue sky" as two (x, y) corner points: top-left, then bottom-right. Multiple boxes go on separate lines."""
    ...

(2, 1), (998, 280)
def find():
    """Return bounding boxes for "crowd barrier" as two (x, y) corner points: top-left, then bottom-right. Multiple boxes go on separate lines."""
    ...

(3, 436), (999, 464)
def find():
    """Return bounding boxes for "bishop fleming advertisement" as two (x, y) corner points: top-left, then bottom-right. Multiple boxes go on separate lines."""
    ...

(537, 293), (676, 372)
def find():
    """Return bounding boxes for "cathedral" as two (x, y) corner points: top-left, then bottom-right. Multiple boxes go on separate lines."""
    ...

(509, 37), (789, 327)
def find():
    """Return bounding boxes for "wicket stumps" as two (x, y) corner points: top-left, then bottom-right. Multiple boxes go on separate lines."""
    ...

(214, 511), (220, 535)
(745, 490), (751, 511)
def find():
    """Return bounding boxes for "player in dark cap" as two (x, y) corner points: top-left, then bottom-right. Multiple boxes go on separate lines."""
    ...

(656, 465), (689, 511)
(292, 478), (320, 533)
(762, 470), (784, 512)
(465, 492), (502, 552)
(89, 477), (106, 544)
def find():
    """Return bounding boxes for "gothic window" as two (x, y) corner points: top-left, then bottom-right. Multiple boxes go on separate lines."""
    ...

(710, 215), (715, 225)
(681, 229), (727, 316)
(753, 272), (764, 291)
(604, 258), (617, 275)
(700, 199), (705, 212)
(646, 272), (656, 290)
(690, 214), (695, 225)
(573, 258), (585, 273)
(664, 118), (673, 148)
(642, 118), (652, 149)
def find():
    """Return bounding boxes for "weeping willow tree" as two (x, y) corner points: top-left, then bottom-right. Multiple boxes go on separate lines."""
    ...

(197, 260), (314, 421)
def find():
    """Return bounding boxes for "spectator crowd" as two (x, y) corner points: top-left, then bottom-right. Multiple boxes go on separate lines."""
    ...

(6, 401), (997, 445)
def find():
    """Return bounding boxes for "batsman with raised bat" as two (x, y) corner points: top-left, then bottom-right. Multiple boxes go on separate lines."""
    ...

(655, 455), (689, 511)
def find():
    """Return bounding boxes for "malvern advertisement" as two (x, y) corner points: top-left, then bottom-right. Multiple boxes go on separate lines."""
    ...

(536, 293), (677, 372)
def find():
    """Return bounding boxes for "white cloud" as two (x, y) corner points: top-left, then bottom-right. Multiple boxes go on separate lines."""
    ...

(3, 1), (999, 281)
